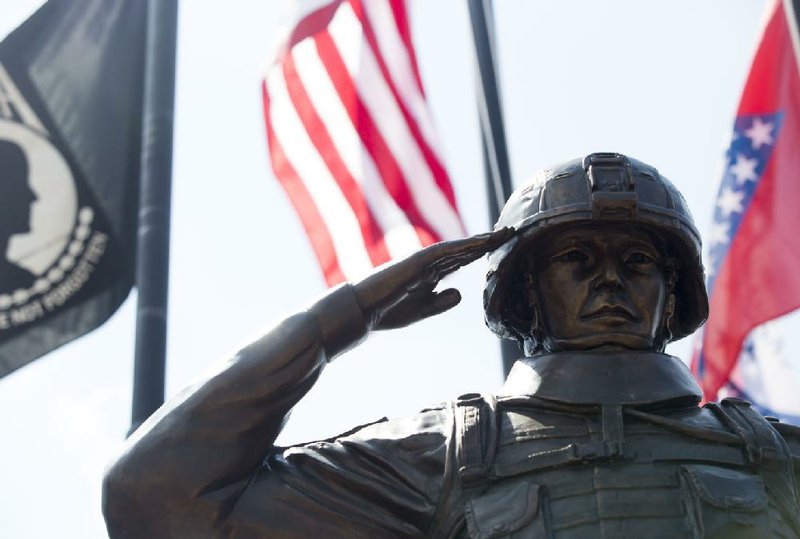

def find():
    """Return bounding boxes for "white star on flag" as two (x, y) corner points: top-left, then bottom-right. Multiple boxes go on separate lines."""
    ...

(709, 220), (730, 247)
(744, 118), (774, 149)
(716, 187), (745, 217)
(729, 154), (758, 184)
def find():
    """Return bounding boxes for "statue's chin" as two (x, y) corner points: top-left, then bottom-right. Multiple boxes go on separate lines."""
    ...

(543, 334), (657, 353)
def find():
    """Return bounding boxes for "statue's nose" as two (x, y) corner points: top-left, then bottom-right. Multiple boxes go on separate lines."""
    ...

(592, 258), (624, 291)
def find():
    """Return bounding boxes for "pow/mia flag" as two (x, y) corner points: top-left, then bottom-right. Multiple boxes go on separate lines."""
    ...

(0, 0), (146, 377)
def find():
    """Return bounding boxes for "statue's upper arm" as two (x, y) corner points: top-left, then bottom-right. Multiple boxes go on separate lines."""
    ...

(772, 421), (800, 500)
(773, 421), (800, 452)
(223, 406), (453, 537)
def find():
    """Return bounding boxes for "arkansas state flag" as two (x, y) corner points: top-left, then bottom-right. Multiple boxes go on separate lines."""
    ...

(0, 0), (146, 377)
(692, 0), (800, 421)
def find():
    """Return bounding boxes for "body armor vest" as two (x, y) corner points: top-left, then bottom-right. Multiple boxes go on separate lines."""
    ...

(434, 352), (800, 539)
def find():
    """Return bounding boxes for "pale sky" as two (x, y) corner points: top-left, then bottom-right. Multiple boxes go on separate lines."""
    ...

(0, 1), (785, 537)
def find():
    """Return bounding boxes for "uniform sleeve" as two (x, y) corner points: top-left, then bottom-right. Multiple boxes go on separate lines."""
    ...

(773, 421), (800, 510)
(223, 406), (454, 538)
(102, 284), (385, 538)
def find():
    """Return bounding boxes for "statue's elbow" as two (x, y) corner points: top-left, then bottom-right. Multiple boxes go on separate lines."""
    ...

(102, 456), (161, 538)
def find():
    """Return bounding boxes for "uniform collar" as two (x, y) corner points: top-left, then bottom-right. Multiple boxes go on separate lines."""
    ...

(498, 350), (702, 407)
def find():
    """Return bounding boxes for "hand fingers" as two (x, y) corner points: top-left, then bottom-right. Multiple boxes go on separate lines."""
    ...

(407, 252), (476, 291)
(374, 288), (461, 330)
(458, 226), (515, 253)
(433, 229), (514, 275)
(474, 226), (516, 247)
(429, 227), (514, 265)
(421, 288), (462, 319)
(407, 227), (514, 287)
(404, 288), (460, 322)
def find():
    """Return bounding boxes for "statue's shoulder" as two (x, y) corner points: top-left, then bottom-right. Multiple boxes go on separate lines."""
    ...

(284, 402), (455, 458)
(770, 419), (800, 503)
(771, 418), (800, 455)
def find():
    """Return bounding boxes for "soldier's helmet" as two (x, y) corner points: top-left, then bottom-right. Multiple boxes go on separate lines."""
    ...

(484, 152), (709, 354)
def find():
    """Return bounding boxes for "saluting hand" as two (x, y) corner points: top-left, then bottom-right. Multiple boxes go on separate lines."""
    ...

(353, 227), (514, 331)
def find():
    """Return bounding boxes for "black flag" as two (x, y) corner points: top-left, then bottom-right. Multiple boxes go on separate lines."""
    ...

(0, 0), (146, 377)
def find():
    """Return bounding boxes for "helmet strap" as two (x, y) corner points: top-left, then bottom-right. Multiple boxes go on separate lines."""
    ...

(524, 271), (546, 356)
(659, 293), (676, 349)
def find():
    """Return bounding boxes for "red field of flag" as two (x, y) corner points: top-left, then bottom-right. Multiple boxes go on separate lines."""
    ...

(693, 0), (800, 406)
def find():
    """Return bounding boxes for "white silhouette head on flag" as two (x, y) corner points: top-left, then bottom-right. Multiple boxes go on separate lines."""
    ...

(0, 119), (78, 287)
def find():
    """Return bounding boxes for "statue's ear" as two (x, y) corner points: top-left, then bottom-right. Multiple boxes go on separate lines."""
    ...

(665, 293), (676, 320)
(503, 293), (533, 338)
(519, 272), (546, 355)
(657, 293), (677, 350)
(500, 260), (534, 337)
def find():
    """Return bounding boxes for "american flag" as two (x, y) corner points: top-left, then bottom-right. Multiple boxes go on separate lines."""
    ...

(692, 0), (800, 421)
(262, 0), (465, 286)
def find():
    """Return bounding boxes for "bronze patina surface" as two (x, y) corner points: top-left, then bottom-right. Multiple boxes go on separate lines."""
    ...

(103, 153), (800, 538)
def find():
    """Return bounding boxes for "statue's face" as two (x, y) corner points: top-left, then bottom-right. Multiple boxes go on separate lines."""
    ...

(531, 222), (671, 351)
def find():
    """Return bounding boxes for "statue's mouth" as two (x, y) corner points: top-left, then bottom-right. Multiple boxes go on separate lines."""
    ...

(581, 305), (637, 322)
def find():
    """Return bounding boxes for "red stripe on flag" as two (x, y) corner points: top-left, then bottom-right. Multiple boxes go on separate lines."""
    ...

(314, 30), (440, 246)
(696, 0), (800, 399)
(282, 54), (392, 267)
(737, 2), (794, 116)
(348, 0), (460, 214)
(286, 1), (343, 50)
(262, 81), (345, 286)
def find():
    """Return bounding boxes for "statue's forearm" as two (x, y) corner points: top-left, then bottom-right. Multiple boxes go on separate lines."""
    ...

(102, 284), (369, 538)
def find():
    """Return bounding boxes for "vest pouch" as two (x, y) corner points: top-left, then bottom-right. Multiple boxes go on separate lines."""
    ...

(465, 480), (551, 539)
(679, 464), (770, 539)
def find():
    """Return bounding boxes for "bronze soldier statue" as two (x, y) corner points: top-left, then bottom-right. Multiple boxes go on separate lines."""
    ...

(103, 153), (800, 538)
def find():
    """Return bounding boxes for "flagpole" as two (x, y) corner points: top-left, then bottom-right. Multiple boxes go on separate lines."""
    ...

(467, 0), (518, 374)
(130, 0), (179, 433)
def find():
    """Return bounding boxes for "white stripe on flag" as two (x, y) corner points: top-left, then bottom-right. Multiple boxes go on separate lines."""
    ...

(292, 38), (424, 258)
(328, 2), (464, 241)
(266, 65), (375, 280)
(361, 0), (445, 159)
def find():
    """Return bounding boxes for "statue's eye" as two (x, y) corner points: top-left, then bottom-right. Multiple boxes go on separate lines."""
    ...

(554, 249), (588, 263)
(626, 251), (656, 265)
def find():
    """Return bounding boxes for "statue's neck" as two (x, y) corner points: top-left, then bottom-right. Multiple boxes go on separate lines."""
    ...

(498, 350), (701, 407)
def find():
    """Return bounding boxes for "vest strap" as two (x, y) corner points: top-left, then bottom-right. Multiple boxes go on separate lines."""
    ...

(713, 398), (800, 536)
(455, 393), (497, 487)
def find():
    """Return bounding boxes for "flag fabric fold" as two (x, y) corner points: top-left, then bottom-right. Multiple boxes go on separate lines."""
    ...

(262, 0), (465, 286)
(0, 0), (146, 377)
(692, 0), (800, 419)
